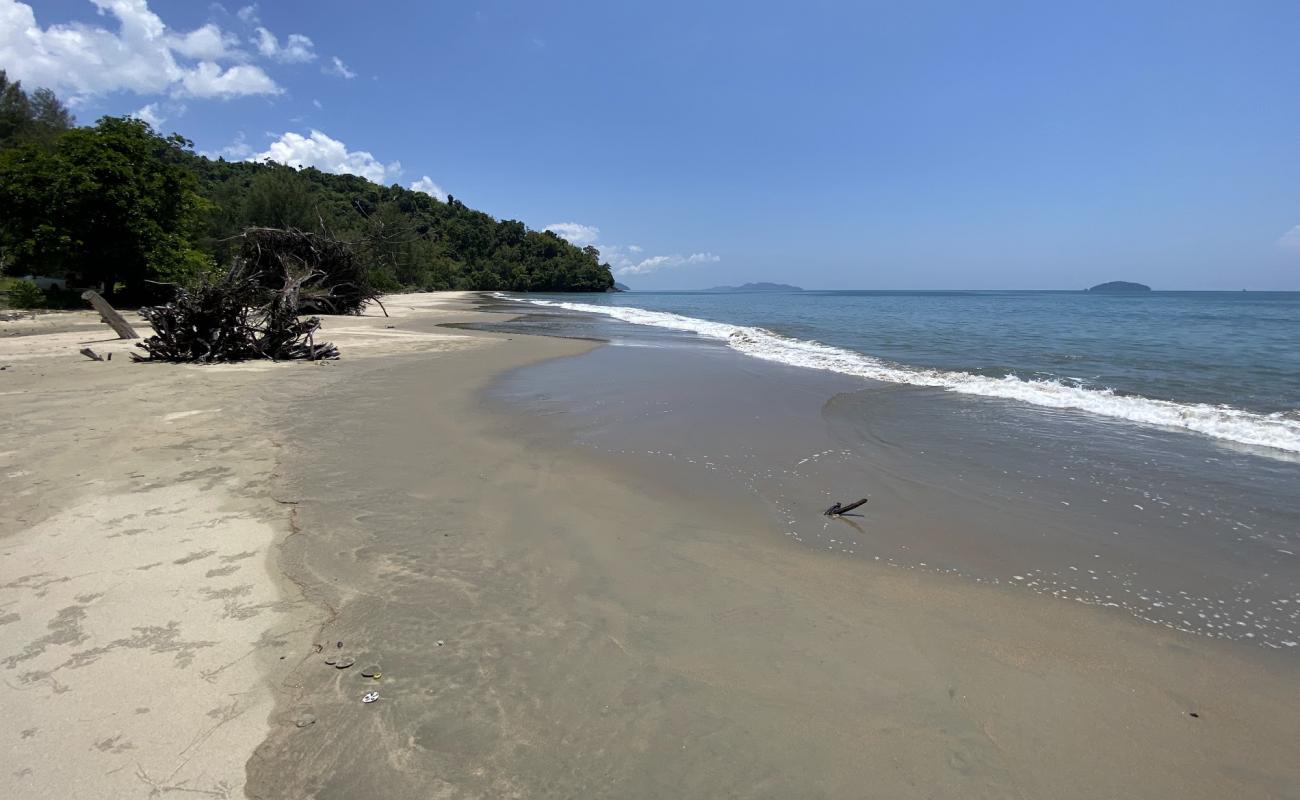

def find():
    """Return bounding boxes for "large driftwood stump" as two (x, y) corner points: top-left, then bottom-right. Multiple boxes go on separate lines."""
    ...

(81, 290), (140, 339)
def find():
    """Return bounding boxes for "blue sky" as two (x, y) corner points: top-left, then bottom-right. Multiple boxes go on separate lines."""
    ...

(4, 0), (1299, 289)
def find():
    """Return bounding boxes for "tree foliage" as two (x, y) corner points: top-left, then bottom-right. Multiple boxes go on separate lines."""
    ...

(0, 71), (73, 149)
(189, 158), (615, 292)
(0, 116), (210, 300)
(0, 76), (614, 300)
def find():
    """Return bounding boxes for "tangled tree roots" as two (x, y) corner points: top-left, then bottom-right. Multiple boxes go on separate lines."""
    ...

(236, 226), (377, 315)
(134, 265), (339, 363)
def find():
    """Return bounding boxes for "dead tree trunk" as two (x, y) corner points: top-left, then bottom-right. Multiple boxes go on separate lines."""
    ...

(81, 290), (140, 339)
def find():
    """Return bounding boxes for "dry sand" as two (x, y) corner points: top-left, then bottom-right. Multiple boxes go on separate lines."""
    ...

(3, 293), (1298, 799)
(0, 293), (495, 798)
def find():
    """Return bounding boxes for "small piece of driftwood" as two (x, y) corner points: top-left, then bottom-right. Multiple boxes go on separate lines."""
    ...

(79, 347), (104, 361)
(81, 290), (140, 340)
(824, 498), (868, 516)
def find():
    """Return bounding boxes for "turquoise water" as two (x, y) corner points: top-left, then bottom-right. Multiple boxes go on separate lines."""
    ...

(506, 290), (1300, 455)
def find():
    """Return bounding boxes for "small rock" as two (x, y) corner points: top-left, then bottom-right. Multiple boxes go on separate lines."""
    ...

(323, 655), (338, 665)
(334, 656), (355, 669)
(361, 665), (381, 678)
(293, 713), (316, 728)
(436, 640), (444, 647)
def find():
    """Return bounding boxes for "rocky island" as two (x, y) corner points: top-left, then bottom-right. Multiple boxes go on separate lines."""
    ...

(1088, 281), (1152, 293)
(706, 282), (804, 292)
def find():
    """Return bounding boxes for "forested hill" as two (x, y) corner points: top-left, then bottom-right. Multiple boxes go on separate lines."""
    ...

(0, 70), (613, 303)
(189, 158), (615, 293)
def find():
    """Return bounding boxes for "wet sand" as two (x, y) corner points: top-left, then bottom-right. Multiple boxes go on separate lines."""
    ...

(247, 297), (1298, 799)
(491, 340), (1300, 651)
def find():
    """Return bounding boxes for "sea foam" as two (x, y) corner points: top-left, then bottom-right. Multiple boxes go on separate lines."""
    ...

(505, 295), (1300, 455)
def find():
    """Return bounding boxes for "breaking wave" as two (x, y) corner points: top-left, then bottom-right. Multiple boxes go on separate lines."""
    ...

(502, 295), (1300, 455)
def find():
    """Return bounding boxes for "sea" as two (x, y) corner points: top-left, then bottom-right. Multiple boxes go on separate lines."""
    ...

(480, 289), (1300, 654)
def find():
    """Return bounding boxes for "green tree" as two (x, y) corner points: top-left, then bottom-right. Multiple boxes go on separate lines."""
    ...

(0, 116), (209, 300)
(243, 165), (319, 230)
(0, 70), (34, 148)
(0, 71), (73, 149)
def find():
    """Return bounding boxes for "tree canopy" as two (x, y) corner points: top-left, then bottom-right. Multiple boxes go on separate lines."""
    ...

(0, 116), (209, 300)
(0, 74), (614, 302)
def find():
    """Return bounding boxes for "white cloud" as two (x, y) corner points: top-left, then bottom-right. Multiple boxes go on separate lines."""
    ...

(410, 175), (448, 201)
(166, 22), (241, 60)
(0, 0), (281, 99)
(324, 55), (356, 79)
(254, 129), (400, 184)
(252, 26), (314, 63)
(1279, 225), (1300, 252)
(180, 61), (280, 98)
(545, 221), (719, 276)
(236, 4), (258, 24)
(200, 130), (254, 160)
(131, 102), (164, 127)
(614, 252), (720, 276)
(545, 222), (600, 247)
(312, 98), (322, 109)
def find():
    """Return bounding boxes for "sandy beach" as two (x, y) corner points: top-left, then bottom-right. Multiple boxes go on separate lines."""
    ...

(0, 293), (498, 797)
(3, 293), (1298, 799)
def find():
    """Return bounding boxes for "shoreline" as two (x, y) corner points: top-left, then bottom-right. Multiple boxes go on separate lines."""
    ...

(253, 295), (1296, 798)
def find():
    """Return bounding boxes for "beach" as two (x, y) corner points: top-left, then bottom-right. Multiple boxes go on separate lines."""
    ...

(3, 292), (1299, 799)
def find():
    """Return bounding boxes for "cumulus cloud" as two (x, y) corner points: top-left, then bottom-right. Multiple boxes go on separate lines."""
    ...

(546, 221), (719, 276)
(167, 22), (242, 60)
(180, 61), (281, 98)
(131, 102), (164, 128)
(0, 0), (281, 99)
(1279, 225), (1300, 252)
(324, 55), (356, 79)
(410, 175), (448, 201)
(254, 129), (400, 184)
(236, 4), (259, 24)
(545, 222), (600, 247)
(253, 26), (314, 63)
(614, 252), (720, 276)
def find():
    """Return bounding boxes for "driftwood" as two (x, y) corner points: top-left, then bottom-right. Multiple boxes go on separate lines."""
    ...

(81, 290), (140, 339)
(233, 227), (377, 316)
(823, 498), (868, 516)
(133, 263), (338, 363)
(79, 347), (103, 361)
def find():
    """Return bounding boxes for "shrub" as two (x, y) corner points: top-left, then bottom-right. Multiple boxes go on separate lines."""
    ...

(5, 279), (45, 308)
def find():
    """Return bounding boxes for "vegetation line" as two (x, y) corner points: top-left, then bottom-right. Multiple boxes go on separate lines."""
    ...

(0, 70), (614, 309)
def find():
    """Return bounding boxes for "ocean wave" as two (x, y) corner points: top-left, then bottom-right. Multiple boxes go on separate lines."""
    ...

(503, 295), (1300, 455)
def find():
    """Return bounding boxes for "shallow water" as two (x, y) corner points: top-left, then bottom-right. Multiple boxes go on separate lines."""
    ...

(499, 290), (1300, 455)
(480, 298), (1300, 655)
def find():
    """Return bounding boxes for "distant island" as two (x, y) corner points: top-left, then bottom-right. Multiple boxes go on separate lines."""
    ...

(706, 282), (804, 292)
(1088, 281), (1151, 293)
